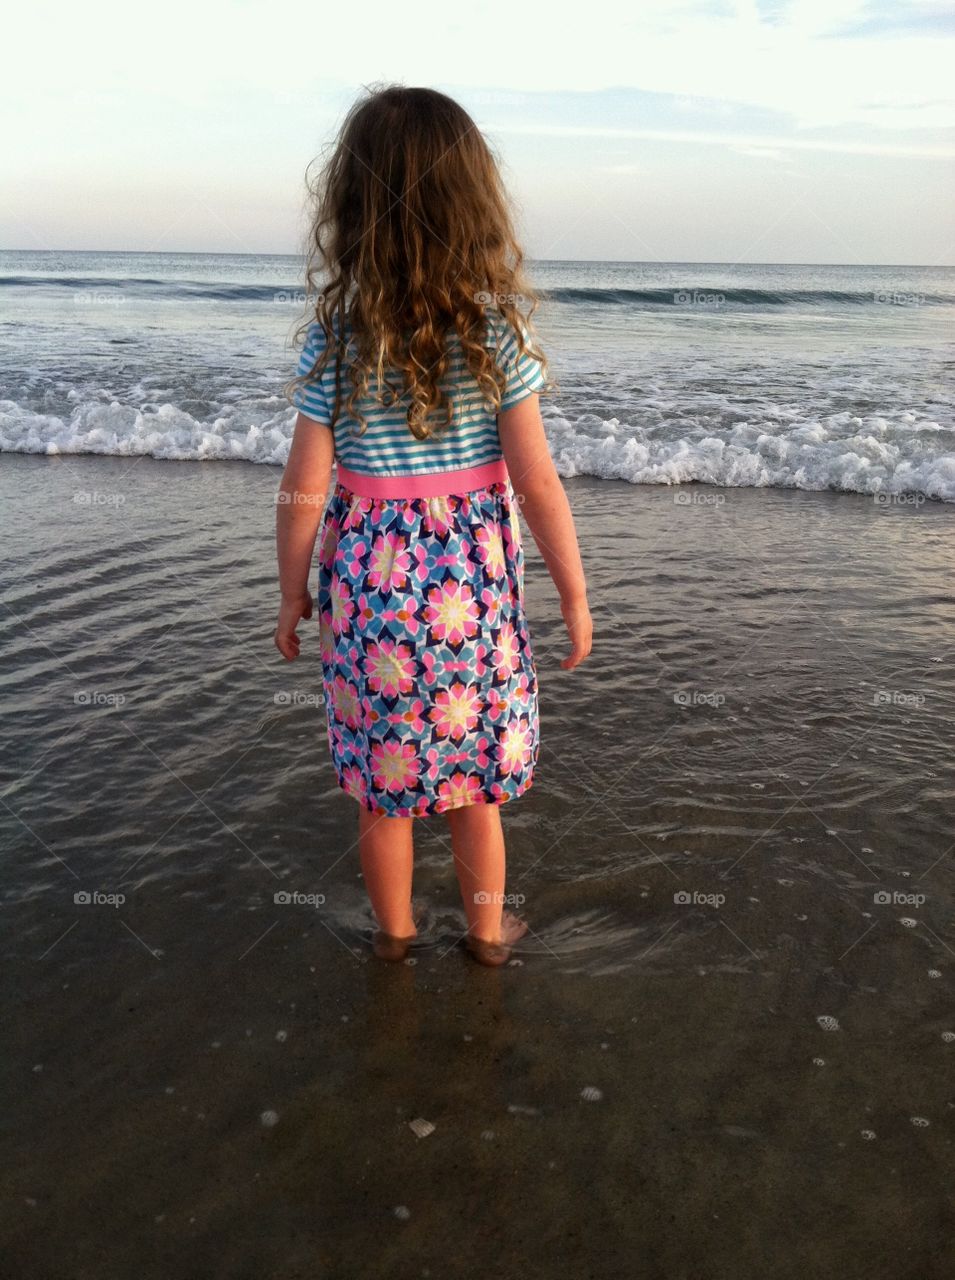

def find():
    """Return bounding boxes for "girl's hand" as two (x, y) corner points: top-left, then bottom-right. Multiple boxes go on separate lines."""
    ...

(560, 597), (592, 670)
(274, 592), (314, 661)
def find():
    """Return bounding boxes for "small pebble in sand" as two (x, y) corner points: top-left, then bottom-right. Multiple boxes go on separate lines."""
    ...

(861, 1130), (877, 1141)
(481, 1130), (495, 1141)
(750, 783), (765, 790)
(580, 1087), (603, 1102)
(507, 1104), (540, 1116)
(164, 1086), (175, 1095)
(899, 918), (917, 928)
(275, 1030), (288, 1043)
(910, 1116), (930, 1127)
(404, 957), (417, 966)
(393, 1205), (411, 1221)
(928, 970), (942, 979)
(463, 1034), (473, 1042)
(32, 1064), (43, 1073)
(940, 1032), (955, 1043)
(826, 829), (837, 836)
(408, 1118), (435, 1139)
(816, 1015), (840, 1032)
(24, 1198), (37, 1208)
(812, 1058), (826, 1066)
(260, 1110), (280, 1128)
(210, 1041), (221, 1050)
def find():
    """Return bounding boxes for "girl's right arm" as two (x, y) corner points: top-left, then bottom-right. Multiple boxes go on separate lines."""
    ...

(498, 395), (592, 670)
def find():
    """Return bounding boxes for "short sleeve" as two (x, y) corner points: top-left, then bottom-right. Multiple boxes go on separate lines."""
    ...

(499, 318), (546, 409)
(290, 322), (333, 426)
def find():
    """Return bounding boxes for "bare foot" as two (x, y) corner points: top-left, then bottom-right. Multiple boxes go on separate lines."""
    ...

(464, 911), (529, 968)
(371, 900), (427, 963)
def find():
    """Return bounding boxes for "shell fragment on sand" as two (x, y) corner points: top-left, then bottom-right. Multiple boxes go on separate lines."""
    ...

(408, 1117), (435, 1139)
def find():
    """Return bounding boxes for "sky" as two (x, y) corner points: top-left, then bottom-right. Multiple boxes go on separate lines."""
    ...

(3, 0), (954, 264)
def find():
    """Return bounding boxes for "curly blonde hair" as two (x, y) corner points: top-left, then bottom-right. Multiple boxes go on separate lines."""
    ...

(286, 83), (553, 440)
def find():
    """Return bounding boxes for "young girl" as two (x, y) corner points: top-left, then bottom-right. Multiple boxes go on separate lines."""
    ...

(274, 85), (592, 966)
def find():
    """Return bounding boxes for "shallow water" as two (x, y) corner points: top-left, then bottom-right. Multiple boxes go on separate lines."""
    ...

(2, 454), (954, 1278)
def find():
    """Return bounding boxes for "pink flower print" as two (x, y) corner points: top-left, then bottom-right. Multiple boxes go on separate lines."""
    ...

(319, 519), (340, 570)
(423, 746), (443, 782)
(381, 599), (421, 638)
(367, 532), (411, 593)
(428, 681), (483, 741)
(318, 609), (335, 663)
(389, 698), (426, 734)
(485, 687), (510, 723)
(422, 495), (453, 537)
(497, 716), (534, 775)
(341, 539), (369, 577)
(435, 770), (483, 812)
(329, 576), (355, 637)
(370, 740), (419, 793)
(341, 764), (367, 803)
(354, 593), (376, 628)
(474, 523), (506, 579)
(329, 676), (362, 730)
(471, 642), (490, 678)
(344, 495), (374, 531)
(364, 638), (417, 698)
(423, 580), (479, 646)
(412, 543), (431, 584)
(420, 651), (439, 687)
(512, 672), (534, 705)
(492, 621), (521, 680)
(479, 587), (503, 628)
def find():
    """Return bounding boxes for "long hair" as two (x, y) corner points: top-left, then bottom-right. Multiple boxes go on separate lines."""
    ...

(285, 83), (553, 439)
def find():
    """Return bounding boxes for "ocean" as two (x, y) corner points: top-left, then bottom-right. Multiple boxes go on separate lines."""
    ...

(2, 251), (954, 1279)
(2, 250), (954, 499)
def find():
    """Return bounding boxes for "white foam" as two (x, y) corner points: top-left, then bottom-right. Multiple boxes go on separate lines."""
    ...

(2, 397), (954, 501)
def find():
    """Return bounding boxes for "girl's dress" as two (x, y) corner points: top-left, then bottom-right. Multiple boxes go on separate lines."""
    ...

(291, 314), (545, 818)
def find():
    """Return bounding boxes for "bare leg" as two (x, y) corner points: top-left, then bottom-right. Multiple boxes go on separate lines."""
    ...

(358, 806), (416, 958)
(444, 803), (527, 966)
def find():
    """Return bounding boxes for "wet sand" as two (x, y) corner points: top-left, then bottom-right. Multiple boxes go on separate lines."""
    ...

(1, 454), (953, 1279)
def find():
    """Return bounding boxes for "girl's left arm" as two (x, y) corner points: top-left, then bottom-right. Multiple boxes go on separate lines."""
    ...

(274, 413), (336, 660)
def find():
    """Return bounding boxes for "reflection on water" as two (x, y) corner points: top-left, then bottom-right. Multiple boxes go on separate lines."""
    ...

(2, 454), (954, 1278)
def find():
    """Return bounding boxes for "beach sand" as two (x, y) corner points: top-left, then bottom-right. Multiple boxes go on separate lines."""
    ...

(1, 453), (953, 1278)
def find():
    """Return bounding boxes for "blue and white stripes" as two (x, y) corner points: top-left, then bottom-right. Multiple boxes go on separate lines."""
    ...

(290, 314), (546, 477)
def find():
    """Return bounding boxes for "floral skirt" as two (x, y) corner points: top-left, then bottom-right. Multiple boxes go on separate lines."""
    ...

(315, 477), (539, 817)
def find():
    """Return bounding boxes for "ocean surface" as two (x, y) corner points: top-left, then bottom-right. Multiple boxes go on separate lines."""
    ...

(2, 250), (954, 499)
(2, 252), (955, 1277)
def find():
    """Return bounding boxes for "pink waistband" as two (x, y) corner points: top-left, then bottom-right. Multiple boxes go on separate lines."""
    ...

(336, 458), (508, 499)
